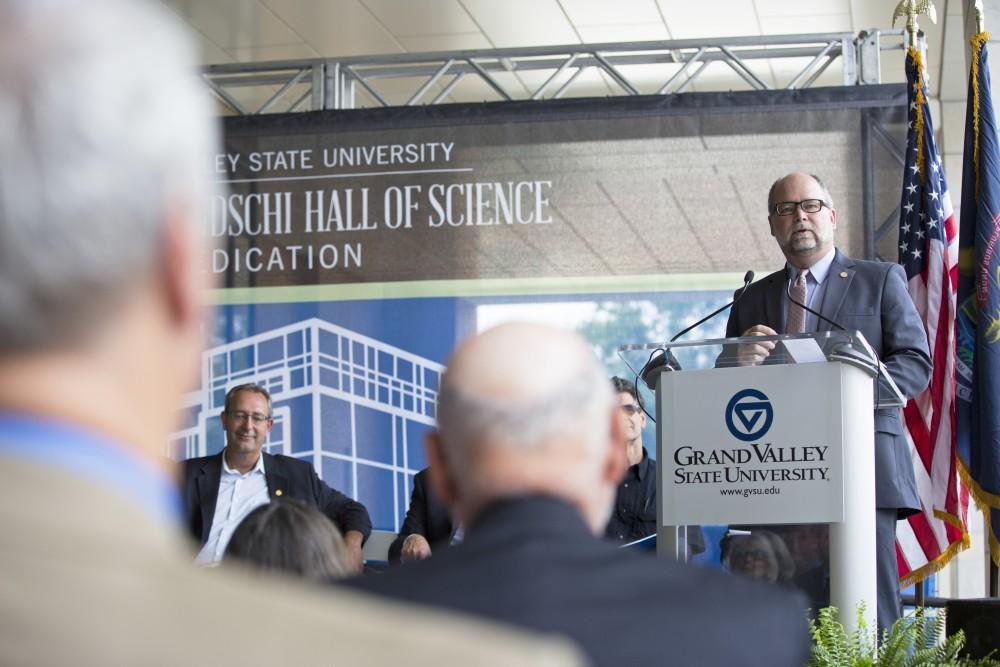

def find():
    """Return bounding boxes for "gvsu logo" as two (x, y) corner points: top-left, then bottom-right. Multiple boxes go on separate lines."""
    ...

(725, 389), (773, 442)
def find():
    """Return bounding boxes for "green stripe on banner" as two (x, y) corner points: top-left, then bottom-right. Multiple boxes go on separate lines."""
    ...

(208, 272), (759, 305)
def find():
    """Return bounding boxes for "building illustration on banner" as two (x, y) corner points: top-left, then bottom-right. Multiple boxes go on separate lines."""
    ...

(170, 317), (443, 532)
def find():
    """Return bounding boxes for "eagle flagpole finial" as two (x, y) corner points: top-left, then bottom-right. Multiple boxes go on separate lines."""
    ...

(892, 0), (938, 49)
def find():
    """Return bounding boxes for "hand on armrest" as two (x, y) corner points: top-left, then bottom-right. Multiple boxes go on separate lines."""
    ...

(400, 533), (432, 562)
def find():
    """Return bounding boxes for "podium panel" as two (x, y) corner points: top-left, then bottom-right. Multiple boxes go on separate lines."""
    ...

(658, 362), (845, 526)
(621, 331), (890, 633)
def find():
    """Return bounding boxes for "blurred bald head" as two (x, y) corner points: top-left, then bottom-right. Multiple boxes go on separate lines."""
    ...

(429, 323), (625, 533)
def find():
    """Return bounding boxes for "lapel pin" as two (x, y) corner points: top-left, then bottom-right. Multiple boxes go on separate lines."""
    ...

(275, 489), (283, 497)
(839, 271), (848, 278)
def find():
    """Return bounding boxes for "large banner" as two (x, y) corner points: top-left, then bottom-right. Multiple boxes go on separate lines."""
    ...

(180, 89), (907, 537)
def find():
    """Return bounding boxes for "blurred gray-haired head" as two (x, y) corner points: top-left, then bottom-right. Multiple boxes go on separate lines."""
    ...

(0, 0), (216, 352)
(436, 323), (614, 463)
(430, 322), (620, 534)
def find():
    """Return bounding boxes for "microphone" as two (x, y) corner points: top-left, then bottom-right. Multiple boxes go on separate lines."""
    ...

(637, 347), (681, 391)
(639, 270), (755, 389)
(669, 270), (755, 344)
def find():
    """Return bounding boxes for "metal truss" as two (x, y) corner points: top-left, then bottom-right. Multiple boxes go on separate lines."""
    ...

(203, 29), (908, 115)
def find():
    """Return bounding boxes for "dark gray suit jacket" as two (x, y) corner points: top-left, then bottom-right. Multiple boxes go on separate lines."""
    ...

(347, 496), (812, 667)
(725, 248), (931, 514)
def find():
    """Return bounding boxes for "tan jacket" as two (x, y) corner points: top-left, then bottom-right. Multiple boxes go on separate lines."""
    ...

(0, 456), (584, 666)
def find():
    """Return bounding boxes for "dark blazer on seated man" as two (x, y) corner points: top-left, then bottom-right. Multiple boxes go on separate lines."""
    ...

(184, 451), (371, 548)
(350, 495), (810, 667)
(388, 468), (453, 564)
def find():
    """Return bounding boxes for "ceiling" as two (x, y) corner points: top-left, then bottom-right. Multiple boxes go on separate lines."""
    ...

(161, 0), (971, 161)
(163, 0), (977, 278)
(161, 0), (961, 92)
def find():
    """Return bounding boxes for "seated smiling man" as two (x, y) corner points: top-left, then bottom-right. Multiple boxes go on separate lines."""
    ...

(185, 383), (371, 571)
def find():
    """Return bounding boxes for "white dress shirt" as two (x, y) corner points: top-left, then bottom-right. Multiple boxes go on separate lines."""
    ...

(196, 450), (269, 564)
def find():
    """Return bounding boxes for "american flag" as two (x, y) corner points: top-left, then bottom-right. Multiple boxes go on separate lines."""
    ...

(895, 47), (968, 586)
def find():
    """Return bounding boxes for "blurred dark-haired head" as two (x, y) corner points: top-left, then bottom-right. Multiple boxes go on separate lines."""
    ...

(224, 499), (350, 581)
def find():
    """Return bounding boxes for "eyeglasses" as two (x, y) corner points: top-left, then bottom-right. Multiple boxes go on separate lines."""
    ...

(772, 199), (829, 216)
(620, 404), (642, 416)
(227, 410), (271, 424)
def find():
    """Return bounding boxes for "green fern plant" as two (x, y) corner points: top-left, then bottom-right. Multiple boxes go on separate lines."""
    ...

(808, 604), (876, 667)
(807, 603), (1000, 667)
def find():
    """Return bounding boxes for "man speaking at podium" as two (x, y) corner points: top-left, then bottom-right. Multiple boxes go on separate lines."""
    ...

(725, 172), (931, 632)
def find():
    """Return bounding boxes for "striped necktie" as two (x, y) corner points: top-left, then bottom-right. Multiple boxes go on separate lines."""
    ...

(786, 269), (809, 333)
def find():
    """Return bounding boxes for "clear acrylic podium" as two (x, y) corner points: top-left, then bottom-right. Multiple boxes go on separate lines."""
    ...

(619, 331), (904, 631)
